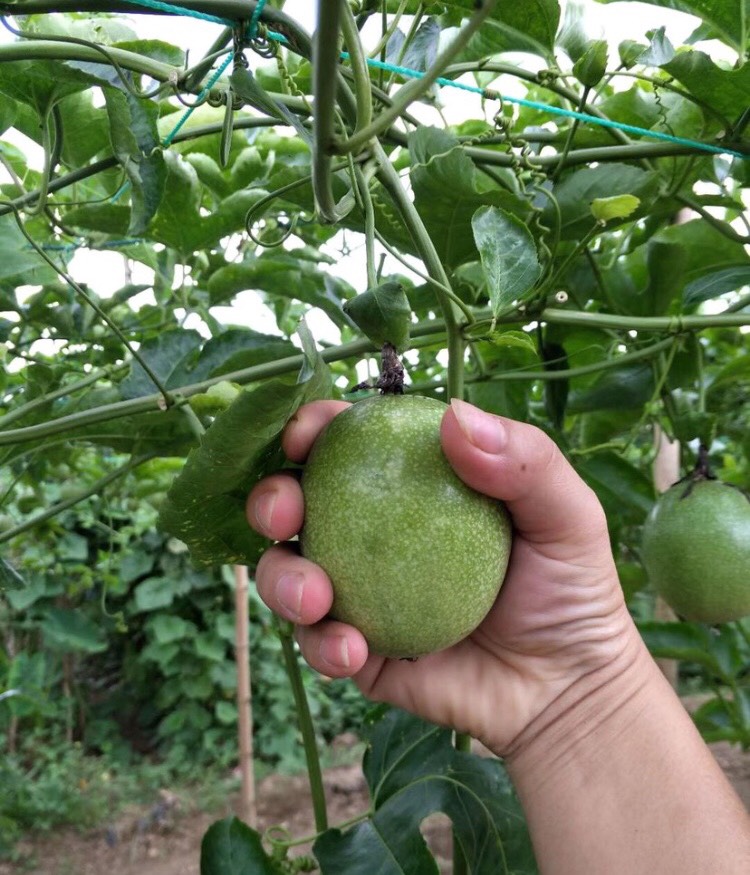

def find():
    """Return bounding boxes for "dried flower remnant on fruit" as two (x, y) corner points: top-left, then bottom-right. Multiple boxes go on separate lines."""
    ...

(352, 342), (405, 395)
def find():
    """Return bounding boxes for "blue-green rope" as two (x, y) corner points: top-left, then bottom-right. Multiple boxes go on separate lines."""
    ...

(98, 0), (750, 160)
(340, 53), (748, 161)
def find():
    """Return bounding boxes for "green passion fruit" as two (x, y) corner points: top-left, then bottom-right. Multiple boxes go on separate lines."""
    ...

(642, 479), (750, 624)
(300, 394), (512, 659)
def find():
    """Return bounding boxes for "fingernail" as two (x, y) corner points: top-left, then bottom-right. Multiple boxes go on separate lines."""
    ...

(254, 490), (277, 534)
(319, 635), (350, 669)
(276, 572), (304, 621)
(450, 398), (506, 454)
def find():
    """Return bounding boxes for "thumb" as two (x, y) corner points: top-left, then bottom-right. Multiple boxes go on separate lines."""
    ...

(441, 399), (607, 550)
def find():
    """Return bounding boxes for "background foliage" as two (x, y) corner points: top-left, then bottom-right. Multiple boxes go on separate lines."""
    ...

(1, 0), (749, 870)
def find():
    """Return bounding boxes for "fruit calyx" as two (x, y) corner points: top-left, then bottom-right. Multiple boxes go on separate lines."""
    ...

(675, 444), (750, 505)
(352, 342), (405, 395)
(675, 443), (716, 498)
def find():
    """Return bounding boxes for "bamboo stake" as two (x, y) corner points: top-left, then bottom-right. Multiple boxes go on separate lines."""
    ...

(233, 564), (257, 827)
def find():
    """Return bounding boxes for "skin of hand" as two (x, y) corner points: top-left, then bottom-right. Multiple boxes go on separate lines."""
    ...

(246, 396), (643, 757)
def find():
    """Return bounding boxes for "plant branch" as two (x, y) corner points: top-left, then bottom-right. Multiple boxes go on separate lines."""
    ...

(312, 0), (343, 223)
(372, 141), (466, 398)
(276, 621), (328, 833)
(340, 0), (372, 137)
(338, 0), (499, 156)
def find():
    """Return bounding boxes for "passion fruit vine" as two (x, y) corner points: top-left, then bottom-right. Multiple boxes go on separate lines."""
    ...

(642, 448), (750, 624)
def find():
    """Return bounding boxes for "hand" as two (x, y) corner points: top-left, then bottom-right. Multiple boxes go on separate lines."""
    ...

(246, 398), (642, 756)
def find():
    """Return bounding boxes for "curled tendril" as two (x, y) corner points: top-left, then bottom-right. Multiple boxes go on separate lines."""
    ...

(0, 16), (164, 100)
(243, 173), (323, 246)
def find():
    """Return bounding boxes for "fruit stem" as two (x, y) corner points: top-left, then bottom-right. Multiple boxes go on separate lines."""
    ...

(377, 342), (405, 394)
(276, 619), (329, 833)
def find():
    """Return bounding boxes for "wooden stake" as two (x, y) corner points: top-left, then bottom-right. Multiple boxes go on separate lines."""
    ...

(234, 564), (257, 827)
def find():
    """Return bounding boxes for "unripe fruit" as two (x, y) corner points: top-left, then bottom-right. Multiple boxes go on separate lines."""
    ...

(301, 395), (512, 658)
(642, 479), (750, 624)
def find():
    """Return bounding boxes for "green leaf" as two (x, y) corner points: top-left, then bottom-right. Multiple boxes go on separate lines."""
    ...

(590, 195), (640, 223)
(63, 204), (131, 236)
(409, 127), (529, 269)
(343, 282), (412, 350)
(188, 328), (298, 384)
(0, 59), (92, 114)
(662, 50), (750, 120)
(683, 266), (750, 308)
(575, 451), (654, 524)
(149, 614), (197, 645)
(314, 708), (536, 874)
(133, 576), (176, 612)
(637, 620), (723, 676)
(200, 817), (282, 875)
(158, 322), (332, 567)
(386, 18), (440, 72)
(568, 362), (655, 413)
(120, 329), (203, 399)
(472, 205), (542, 317)
(546, 164), (660, 240)
(230, 66), (310, 144)
(195, 633), (226, 662)
(42, 608), (108, 653)
(453, 0), (561, 59)
(0, 558), (25, 593)
(639, 26), (675, 65)
(103, 87), (166, 235)
(0, 93), (17, 135)
(572, 39), (608, 87)
(207, 253), (356, 330)
(0, 215), (57, 291)
(596, 0), (747, 53)
(557, 1), (590, 62)
(215, 701), (238, 724)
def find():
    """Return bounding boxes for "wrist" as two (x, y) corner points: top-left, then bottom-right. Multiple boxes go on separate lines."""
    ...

(502, 621), (653, 778)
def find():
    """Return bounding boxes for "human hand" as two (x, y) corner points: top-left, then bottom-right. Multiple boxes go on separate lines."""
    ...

(246, 398), (643, 757)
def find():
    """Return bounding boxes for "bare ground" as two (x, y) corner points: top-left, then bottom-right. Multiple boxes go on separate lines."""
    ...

(3, 735), (748, 875)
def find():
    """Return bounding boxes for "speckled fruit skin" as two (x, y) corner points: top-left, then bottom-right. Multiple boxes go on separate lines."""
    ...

(300, 395), (512, 658)
(642, 479), (750, 624)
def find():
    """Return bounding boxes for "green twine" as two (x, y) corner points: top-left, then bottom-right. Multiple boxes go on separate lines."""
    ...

(339, 53), (748, 161)
(93, 0), (750, 160)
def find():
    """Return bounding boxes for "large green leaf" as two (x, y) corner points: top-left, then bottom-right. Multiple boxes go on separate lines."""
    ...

(188, 328), (298, 384)
(314, 708), (536, 874)
(41, 608), (108, 653)
(0, 215), (57, 292)
(409, 127), (529, 269)
(120, 329), (203, 399)
(595, 0), (748, 53)
(449, 0), (560, 58)
(158, 323), (332, 567)
(0, 59), (92, 114)
(103, 87), (166, 235)
(637, 620), (725, 677)
(683, 266), (750, 308)
(201, 817), (282, 875)
(472, 205), (542, 317)
(207, 253), (356, 330)
(568, 362), (655, 413)
(662, 50), (750, 121)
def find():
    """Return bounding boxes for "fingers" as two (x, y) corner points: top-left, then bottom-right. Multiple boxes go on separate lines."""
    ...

(256, 543), (333, 624)
(255, 543), (370, 677)
(296, 621), (370, 678)
(282, 400), (350, 463)
(442, 399), (608, 549)
(247, 473), (304, 542)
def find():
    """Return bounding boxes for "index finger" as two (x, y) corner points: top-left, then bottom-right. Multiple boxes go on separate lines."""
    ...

(283, 400), (351, 462)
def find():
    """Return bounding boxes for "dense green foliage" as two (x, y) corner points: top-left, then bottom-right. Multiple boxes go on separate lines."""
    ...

(0, 0), (749, 870)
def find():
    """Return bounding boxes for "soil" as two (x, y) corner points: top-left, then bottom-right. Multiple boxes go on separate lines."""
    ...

(4, 730), (749, 875)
